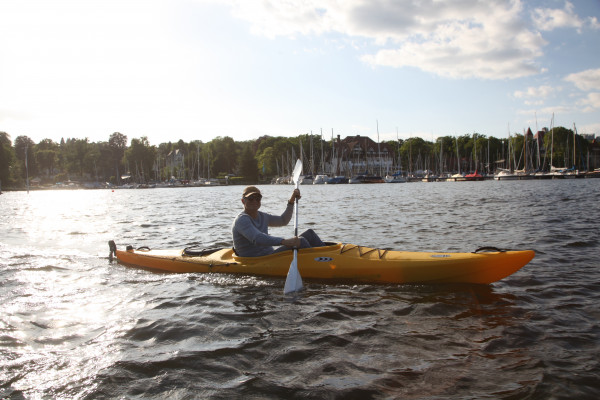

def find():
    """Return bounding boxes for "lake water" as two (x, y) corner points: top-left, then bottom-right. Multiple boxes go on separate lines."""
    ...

(1, 180), (599, 399)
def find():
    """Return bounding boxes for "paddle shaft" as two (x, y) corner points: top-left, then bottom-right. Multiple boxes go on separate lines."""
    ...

(293, 163), (300, 240)
(291, 197), (299, 289)
(294, 198), (299, 238)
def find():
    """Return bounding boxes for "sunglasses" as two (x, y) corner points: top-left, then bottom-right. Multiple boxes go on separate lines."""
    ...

(246, 194), (262, 201)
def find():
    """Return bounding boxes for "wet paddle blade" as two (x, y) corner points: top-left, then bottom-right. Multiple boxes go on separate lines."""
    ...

(284, 250), (303, 294)
(292, 159), (302, 188)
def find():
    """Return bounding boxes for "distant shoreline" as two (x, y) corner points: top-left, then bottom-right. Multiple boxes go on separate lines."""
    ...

(3, 171), (599, 192)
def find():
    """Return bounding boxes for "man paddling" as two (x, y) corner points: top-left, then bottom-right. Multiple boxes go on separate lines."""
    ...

(232, 186), (325, 257)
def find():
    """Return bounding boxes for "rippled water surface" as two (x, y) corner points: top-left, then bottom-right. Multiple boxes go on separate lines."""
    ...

(1, 180), (599, 399)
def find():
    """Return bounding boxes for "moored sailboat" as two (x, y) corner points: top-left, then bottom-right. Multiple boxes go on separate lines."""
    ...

(384, 172), (407, 183)
(313, 174), (328, 184)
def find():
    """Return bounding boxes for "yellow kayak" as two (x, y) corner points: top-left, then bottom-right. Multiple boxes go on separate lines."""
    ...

(109, 241), (534, 284)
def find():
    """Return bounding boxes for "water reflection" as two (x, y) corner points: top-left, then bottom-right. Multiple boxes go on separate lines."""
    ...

(1, 252), (149, 398)
(1, 180), (598, 398)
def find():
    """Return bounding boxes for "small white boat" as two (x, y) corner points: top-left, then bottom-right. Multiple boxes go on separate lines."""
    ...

(384, 174), (407, 183)
(299, 175), (313, 185)
(205, 178), (221, 186)
(313, 175), (328, 184)
(494, 170), (519, 180)
(449, 173), (465, 182)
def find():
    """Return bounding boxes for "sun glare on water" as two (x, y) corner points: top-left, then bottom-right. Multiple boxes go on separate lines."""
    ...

(7, 261), (147, 397)
(3, 189), (150, 397)
(17, 190), (115, 253)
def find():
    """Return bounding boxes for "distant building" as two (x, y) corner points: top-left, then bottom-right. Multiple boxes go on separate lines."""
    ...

(588, 136), (600, 170)
(167, 149), (185, 179)
(330, 135), (394, 176)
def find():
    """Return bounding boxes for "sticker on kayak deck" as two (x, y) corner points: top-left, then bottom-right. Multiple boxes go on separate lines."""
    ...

(314, 257), (334, 262)
(430, 255), (450, 258)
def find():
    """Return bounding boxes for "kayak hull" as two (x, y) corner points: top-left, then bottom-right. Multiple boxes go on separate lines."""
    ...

(111, 242), (534, 285)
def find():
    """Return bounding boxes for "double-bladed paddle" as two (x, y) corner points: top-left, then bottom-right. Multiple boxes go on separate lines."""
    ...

(284, 159), (304, 294)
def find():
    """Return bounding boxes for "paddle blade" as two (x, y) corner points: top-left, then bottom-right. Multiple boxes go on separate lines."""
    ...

(292, 159), (302, 188)
(284, 252), (303, 294)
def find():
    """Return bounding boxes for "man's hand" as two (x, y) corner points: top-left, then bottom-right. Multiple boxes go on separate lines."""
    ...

(288, 188), (301, 204)
(281, 237), (301, 248)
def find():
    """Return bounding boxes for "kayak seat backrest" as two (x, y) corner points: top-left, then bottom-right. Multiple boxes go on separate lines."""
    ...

(183, 247), (224, 257)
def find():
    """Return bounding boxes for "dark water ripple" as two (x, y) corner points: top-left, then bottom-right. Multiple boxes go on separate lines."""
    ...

(1, 180), (600, 399)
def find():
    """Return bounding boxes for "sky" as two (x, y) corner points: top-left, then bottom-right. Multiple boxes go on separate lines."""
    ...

(1, 0), (599, 146)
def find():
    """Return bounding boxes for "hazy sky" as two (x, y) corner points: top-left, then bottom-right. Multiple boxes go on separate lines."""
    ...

(1, 0), (599, 145)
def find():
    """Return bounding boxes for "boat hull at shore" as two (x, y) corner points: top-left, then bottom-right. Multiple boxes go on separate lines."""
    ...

(110, 241), (535, 285)
(349, 175), (385, 184)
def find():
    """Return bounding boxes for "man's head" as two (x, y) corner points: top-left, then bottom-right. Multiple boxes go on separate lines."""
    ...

(242, 186), (262, 212)
(242, 186), (261, 199)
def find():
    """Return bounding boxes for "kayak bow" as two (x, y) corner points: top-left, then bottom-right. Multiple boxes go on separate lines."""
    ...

(108, 241), (534, 285)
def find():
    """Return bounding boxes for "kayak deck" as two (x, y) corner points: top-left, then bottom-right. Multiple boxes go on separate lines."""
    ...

(109, 241), (534, 285)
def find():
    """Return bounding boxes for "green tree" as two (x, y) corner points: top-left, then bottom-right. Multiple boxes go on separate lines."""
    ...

(14, 136), (36, 182)
(182, 140), (206, 181)
(545, 126), (591, 169)
(109, 132), (128, 182)
(210, 136), (237, 176)
(35, 139), (59, 178)
(487, 136), (504, 172)
(384, 139), (402, 166)
(83, 143), (102, 181)
(63, 138), (90, 177)
(400, 137), (431, 172)
(124, 137), (157, 183)
(510, 133), (525, 170)
(256, 136), (302, 177)
(156, 142), (175, 181)
(0, 132), (14, 186)
(256, 146), (277, 177)
(238, 145), (259, 183)
(95, 141), (116, 182)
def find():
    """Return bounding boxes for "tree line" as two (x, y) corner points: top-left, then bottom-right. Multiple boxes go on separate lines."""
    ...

(0, 126), (596, 188)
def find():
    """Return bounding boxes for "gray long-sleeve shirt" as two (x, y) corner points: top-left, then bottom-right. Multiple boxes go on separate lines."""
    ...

(232, 203), (294, 257)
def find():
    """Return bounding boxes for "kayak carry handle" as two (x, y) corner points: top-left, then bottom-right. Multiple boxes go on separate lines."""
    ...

(473, 246), (506, 253)
(108, 240), (117, 262)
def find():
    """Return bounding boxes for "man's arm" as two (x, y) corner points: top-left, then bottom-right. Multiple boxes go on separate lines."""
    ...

(236, 214), (284, 246)
(268, 202), (294, 227)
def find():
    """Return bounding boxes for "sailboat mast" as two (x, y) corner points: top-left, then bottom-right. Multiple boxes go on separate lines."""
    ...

(487, 137), (490, 175)
(310, 132), (314, 176)
(573, 123), (577, 169)
(456, 136), (460, 175)
(320, 128), (324, 174)
(409, 139), (412, 177)
(473, 133), (477, 173)
(25, 144), (29, 194)
(377, 120), (382, 177)
(551, 114), (554, 169)
(508, 130), (513, 172)
(439, 136), (443, 176)
(396, 128), (401, 174)
(523, 129), (527, 172)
